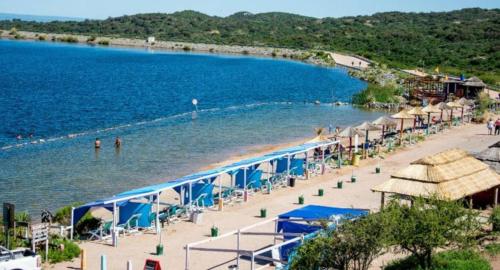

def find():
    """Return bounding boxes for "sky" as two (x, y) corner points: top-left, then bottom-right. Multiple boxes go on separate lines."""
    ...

(0, 0), (498, 19)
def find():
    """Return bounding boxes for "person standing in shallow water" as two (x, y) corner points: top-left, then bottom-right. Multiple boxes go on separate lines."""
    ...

(115, 137), (122, 148)
(94, 138), (101, 148)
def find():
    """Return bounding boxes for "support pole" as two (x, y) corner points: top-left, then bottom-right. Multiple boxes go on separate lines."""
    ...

(218, 176), (223, 211)
(185, 245), (190, 270)
(305, 151), (309, 180)
(70, 207), (75, 240)
(321, 149), (325, 175)
(112, 202), (117, 247)
(380, 192), (385, 210)
(251, 252), (255, 270)
(287, 155), (291, 178)
(80, 249), (86, 270)
(243, 168), (248, 202)
(156, 192), (160, 234)
(469, 197), (473, 209)
(127, 260), (133, 270)
(494, 187), (498, 207)
(236, 230), (241, 268)
(189, 182), (193, 211)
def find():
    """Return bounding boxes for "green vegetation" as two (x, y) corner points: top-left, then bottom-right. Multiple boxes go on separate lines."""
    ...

(97, 39), (110, 45)
(38, 34), (47, 41)
(183, 45), (191, 51)
(386, 250), (491, 270)
(57, 35), (78, 43)
(46, 236), (81, 263)
(485, 243), (500, 256)
(1, 9), (498, 82)
(8, 27), (16, 35)
(86, 35), (96, 43)
(290, 197), (484, 270)
(352, 83), (403, 105)
(490, 206), (500, 232)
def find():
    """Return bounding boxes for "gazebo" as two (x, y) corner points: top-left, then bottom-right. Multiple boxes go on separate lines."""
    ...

(372, 148), (500, 208)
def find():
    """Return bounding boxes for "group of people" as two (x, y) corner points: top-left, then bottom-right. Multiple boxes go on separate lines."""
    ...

(95, 137), (122, 149)
(487, 118), (500, 135)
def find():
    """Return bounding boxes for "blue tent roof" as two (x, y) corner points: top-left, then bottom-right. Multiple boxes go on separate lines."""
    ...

(72, 140), (338, 225)
(278, 205), (368, 221)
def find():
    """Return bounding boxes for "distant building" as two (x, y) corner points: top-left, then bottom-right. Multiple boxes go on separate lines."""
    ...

(404, 75), (486, 103)
(146, 36), (155, 44)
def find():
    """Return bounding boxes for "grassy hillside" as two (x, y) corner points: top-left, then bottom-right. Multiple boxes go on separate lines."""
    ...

(1, 8), (499, 83)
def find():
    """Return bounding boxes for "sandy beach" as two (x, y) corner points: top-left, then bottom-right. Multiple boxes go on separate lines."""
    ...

(47, 120), (498, 270)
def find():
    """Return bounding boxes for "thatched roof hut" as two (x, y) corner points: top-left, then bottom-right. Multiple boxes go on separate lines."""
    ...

(463, 76), (487, 88)
(475, 142), (500, 174)
(372, 149), (500, 207)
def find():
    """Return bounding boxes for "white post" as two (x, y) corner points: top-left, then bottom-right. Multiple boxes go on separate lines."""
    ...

(218, 176), (223, 211)
(287, 155), (291, 177)
(494, 187), (498, 207)
(230, 173), (235, 187)
(127, 260), (133, 270)
(70, 207), (75, 240)
(236, 230), (241, 268)
(112, 202), (117, 247)
(354, 134), (359, 153)
(243, 168), (247, 190)
(189, 182), (193, 211)
(251, 252), (255, 270)
(156, 192), (160, 234)
(185, 245), (190, 270)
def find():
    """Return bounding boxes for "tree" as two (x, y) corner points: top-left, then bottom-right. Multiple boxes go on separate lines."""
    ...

(385, 196), (480, 269)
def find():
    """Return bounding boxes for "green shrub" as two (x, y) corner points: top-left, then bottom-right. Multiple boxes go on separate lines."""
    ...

(57, 36), (78, 43)
(97, 39), (110, 46)
(242, 50), (249, 55)
(9, 27), (17, 35)
(485, 243), (500, 256)
(352, 83), (401, 105)
(14, 34), (24, 39)
(490, 207), (500, 232)
(38, 35), (47, 41)
(183, 45), (191, 51)
(53, 203), (82, 226)
(386, 250), (491, 270)
(46, 236), (81, 264)
(86, 35), (96, 43)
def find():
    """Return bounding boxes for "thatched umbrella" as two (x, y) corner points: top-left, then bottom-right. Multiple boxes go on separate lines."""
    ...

(422, 104), (441, 134)
(446, 101), (463, 123)
(458, 97), (474, 122)
(436, 102), (450, 121)
(407, 106), (426, 130)
(391, 110), (415, 144)
(338, 126), (365, 158)
(355, 121), (381, 145)
(372, 116), (398, 143)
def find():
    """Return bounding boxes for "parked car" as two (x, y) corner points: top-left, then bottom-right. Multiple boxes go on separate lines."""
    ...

(0, 246), (42, 270)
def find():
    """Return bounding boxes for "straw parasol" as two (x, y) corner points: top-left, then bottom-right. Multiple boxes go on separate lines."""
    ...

(458, 97), (474, 122)
(372, 148), (500, 205)
(446, 101), (463, 122)
(372, 116), (397, 143)
(355, 121), (381, 145)
(422, 104), (441, 134)
(391, 110), (415, 144)
(407, 106), (426, 129)
(436, 102), (450, 121)
(338, 126), (365, 158)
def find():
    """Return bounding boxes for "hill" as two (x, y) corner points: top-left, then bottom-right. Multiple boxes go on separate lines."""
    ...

(1, 8), (498, 83)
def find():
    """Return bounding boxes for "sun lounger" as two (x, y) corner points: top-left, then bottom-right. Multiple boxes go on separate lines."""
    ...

(116, 213), (141, 235)
(88, 220), (113, 241)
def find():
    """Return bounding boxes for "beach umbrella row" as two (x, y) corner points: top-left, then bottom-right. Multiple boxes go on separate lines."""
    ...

(407, 107), (426, 130)
(372, 116), (397, 143)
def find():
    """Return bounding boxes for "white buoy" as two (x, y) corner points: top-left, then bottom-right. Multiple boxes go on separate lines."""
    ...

(192, 99), (198, 111)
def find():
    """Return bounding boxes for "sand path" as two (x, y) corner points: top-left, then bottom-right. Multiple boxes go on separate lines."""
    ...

(51, 122), (498, 270)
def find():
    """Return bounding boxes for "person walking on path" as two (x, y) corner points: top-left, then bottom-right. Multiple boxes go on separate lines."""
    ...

(495, 118), (500, 135)
(487, 119), (494, 135)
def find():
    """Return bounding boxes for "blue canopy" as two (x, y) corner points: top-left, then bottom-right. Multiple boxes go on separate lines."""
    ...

(235, 169), (262, 189)
(277, 205), (369, 261)
(72, 141), (338, 226)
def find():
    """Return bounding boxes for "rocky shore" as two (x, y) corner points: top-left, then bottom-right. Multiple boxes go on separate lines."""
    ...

(0, 30), (335, 67)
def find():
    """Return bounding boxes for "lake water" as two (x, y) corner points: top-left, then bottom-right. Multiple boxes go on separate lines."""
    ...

(0, 39), (384, 215)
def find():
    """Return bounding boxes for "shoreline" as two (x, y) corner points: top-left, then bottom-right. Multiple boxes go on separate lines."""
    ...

(0, 30), (337, 67)
(53, 121), (498, 270)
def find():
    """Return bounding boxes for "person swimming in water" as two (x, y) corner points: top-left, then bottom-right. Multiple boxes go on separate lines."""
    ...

(95, 138), (101, 148)
(115, 137), (122, 148)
